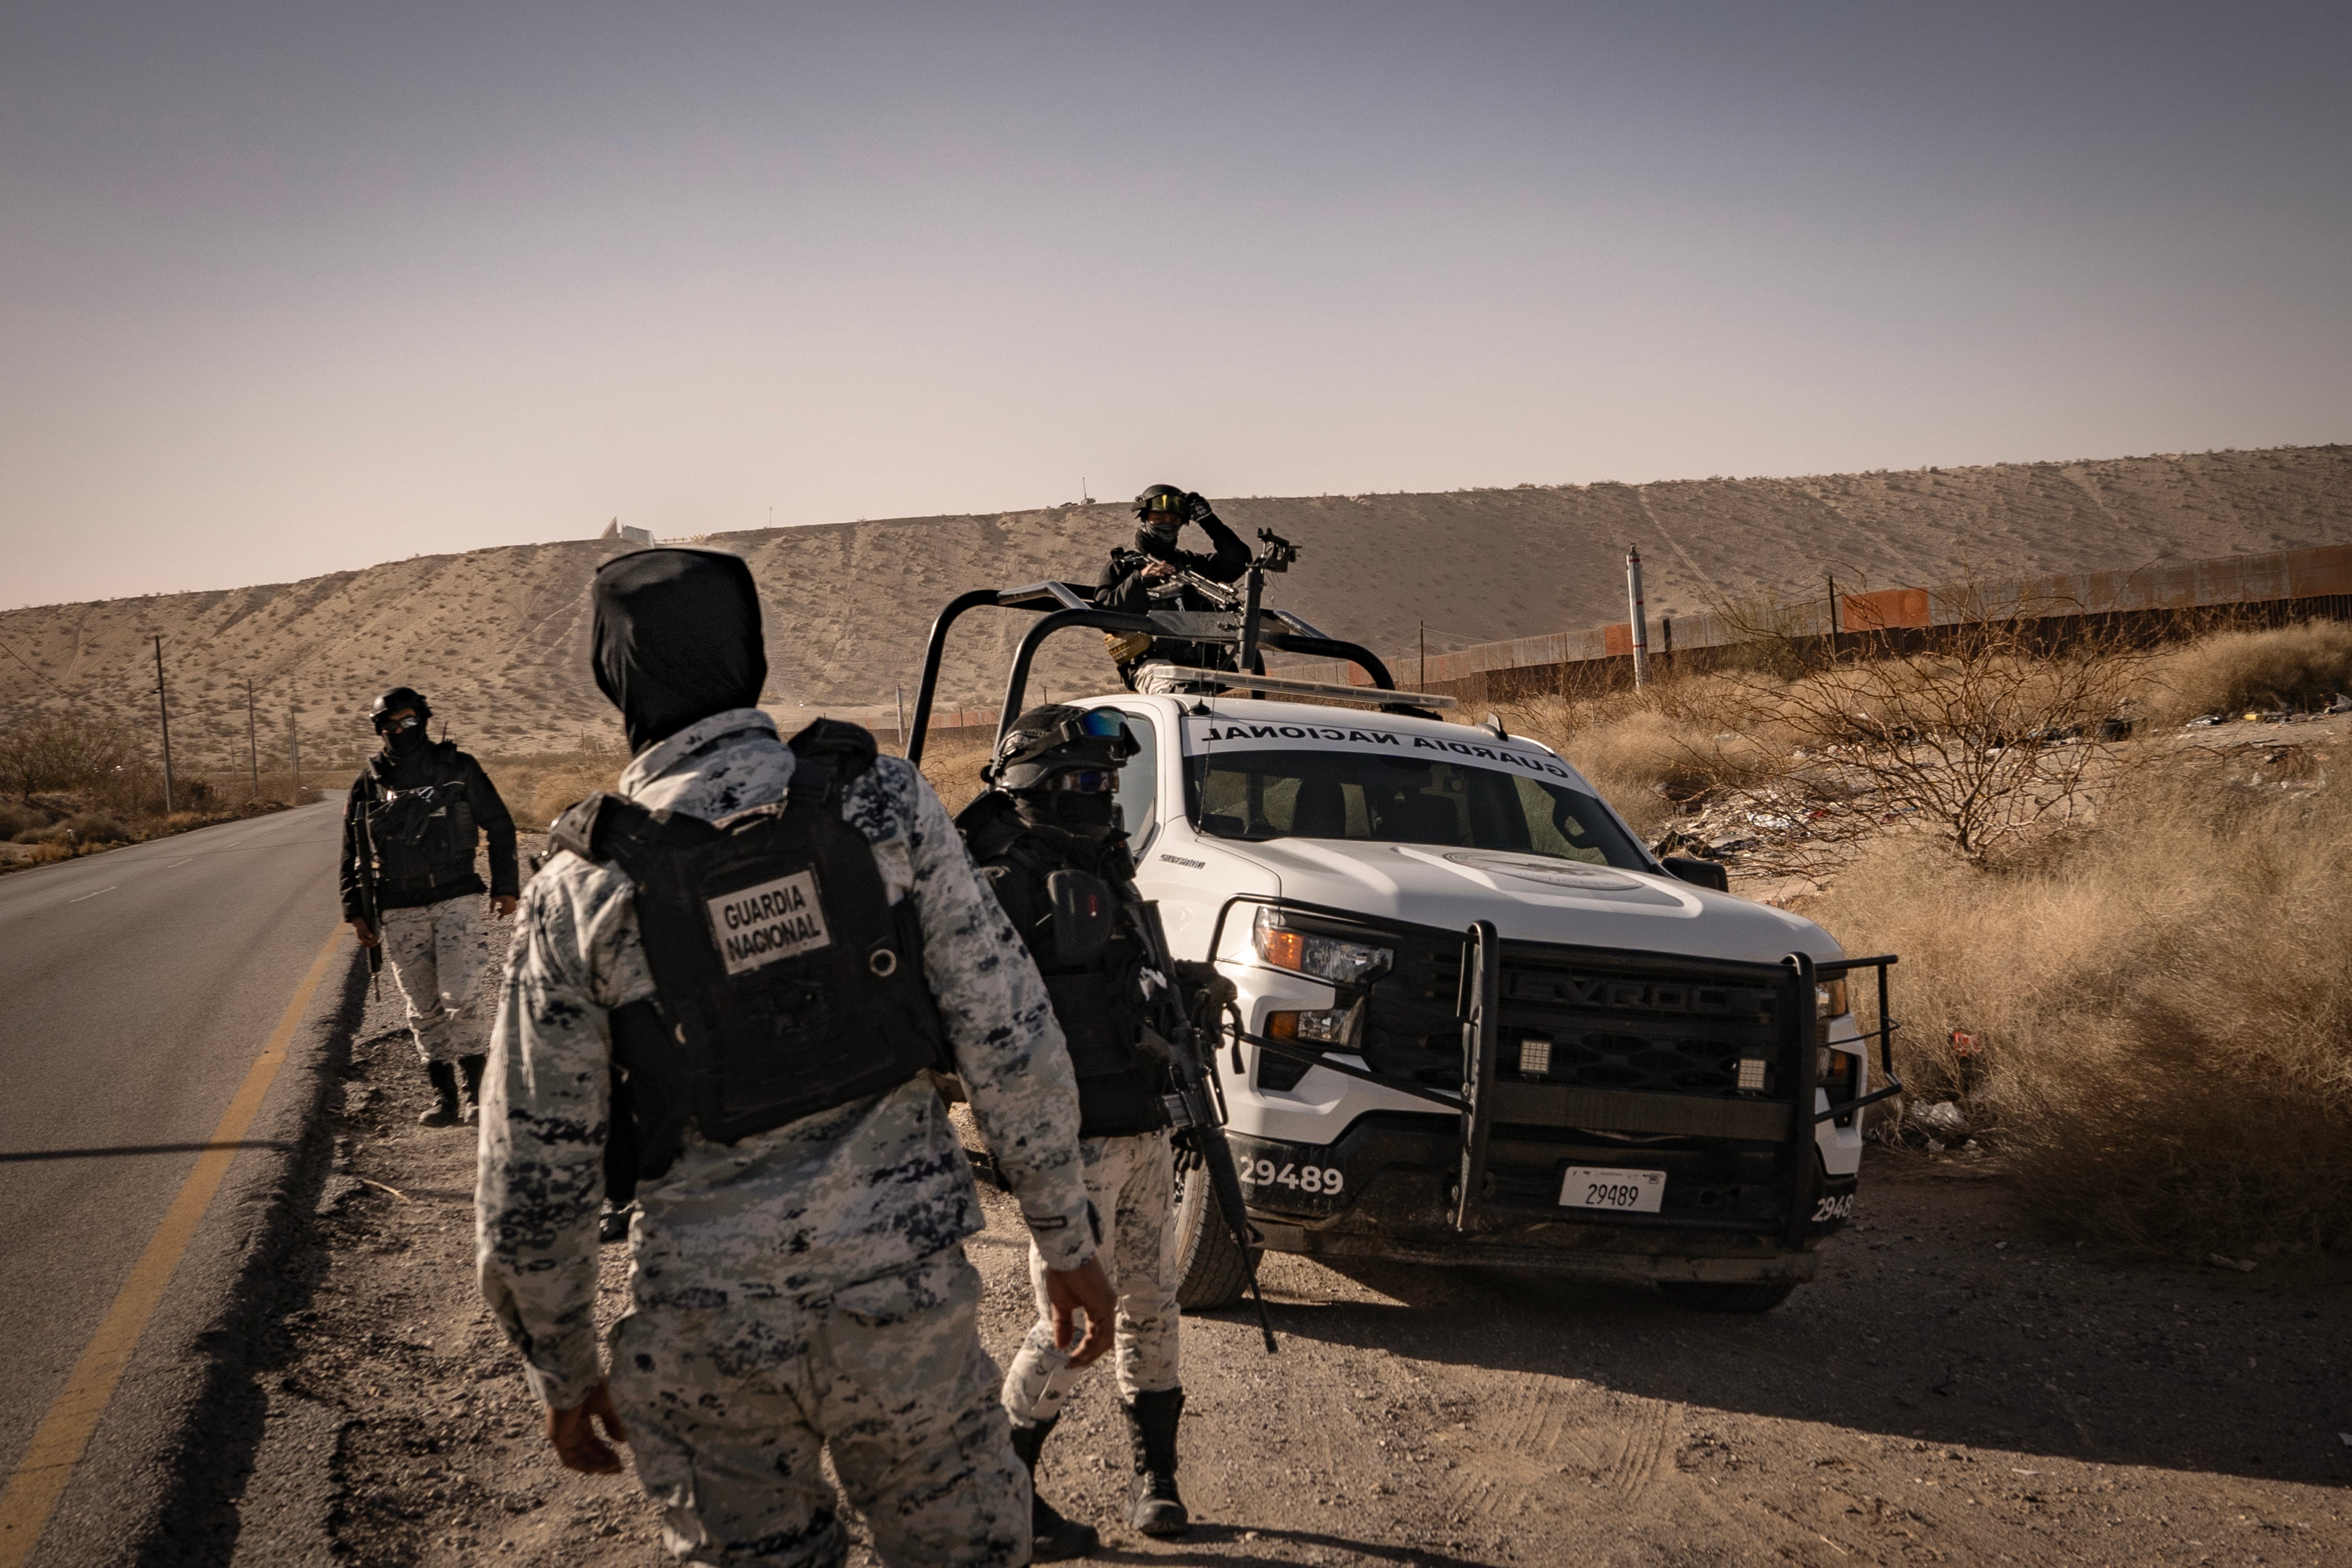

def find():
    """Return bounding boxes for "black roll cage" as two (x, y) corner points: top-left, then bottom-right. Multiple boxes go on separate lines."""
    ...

(904, 577), (1416, 764)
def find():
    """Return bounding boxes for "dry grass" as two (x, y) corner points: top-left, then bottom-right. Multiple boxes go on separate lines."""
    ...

(1808, 760), (2352, 1258)
(2137, 619), (2352, 724)
(1499, 677), (1782, 837)
(481, 750), (625, 834)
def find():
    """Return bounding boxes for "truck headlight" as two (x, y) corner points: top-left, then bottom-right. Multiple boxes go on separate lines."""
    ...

(1254, 907), (1392, 986)
(1816, 1044), (1862, 1098)
(1816, 977), (1848, 1019)
(1267, 1004), (1359, 1046)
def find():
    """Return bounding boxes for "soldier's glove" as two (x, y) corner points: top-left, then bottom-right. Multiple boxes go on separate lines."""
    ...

(1105, 630), (1153, 663)
(1172, 959), (1238, 1012)
(1185, 492), (1217, 525)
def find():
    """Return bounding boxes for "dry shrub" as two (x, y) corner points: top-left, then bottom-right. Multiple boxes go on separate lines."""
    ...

(1715, 613), (2150, 858)
(483, 751), (625, 834)
(1499, 677), (1780, 836)
(2138, 620), (2352, 724)
(0, 709), (136, 800)
(1809, 768), (2352, 1257)
(916, 730), (996, 816)
(0, 800), (48, 839)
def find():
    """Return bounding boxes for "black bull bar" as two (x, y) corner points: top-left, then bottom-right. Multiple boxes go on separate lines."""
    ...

(1206, 898), (1902, 1249)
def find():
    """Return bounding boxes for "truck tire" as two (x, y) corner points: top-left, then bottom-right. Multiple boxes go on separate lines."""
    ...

(1171, 1159), (1258, 1312)
(1658, 1280), (1799, 1313)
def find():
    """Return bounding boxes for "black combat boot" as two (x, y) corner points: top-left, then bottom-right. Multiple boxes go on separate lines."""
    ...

(1009, 1416), (1098, 1560)
(418, 1061), (462, 1127)
(1122, 1388), (1189, 1538)
(457, 1055), (487, 1126)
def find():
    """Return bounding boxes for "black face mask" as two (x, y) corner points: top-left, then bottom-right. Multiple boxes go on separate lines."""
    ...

(378, 715), (429, 756)
(591, 549), (769, 755)
(1015, 788), (1119, 839)
(1135, 521), (1180, 557)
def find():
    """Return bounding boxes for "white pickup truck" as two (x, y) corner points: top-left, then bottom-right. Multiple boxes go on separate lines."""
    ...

(906, 561), (1897, 1315)
(1067, 692), (1892, 1313)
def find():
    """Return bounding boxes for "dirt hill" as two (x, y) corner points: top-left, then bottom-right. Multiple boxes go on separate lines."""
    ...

(4, 445), (2346, 772)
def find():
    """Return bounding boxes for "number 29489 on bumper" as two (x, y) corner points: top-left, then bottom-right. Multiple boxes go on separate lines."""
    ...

(1559, 1167), (1666, 1214)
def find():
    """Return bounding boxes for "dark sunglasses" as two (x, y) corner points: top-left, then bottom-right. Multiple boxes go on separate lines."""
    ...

(1049, 769), (1120, 794)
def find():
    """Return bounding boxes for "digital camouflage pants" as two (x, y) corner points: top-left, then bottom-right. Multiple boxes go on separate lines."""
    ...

(611, 1247), (1030, 1568)
(378, 897), (492, 1064)
(1002, 1130), (1180, 1420)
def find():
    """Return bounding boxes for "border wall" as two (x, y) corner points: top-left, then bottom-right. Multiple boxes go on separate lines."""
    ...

(845, 541), (2352, 744)
(1279, 541), (2352, 706)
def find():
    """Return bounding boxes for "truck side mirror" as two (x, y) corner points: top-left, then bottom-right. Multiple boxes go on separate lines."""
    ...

(1660, 857), (1729, 893)
(1046, 870), (1117, 965)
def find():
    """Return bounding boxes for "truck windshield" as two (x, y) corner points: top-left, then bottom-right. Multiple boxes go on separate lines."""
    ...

(1183, 748), (1649, 868)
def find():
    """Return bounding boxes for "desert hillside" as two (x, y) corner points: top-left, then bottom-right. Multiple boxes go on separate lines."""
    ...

(4, 445), (2347, 771)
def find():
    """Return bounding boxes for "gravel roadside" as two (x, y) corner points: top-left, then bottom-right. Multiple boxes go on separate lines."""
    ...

(228, 850), (2352, 1566)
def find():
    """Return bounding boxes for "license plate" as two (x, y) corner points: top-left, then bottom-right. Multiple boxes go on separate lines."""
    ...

(1560, 1166), (1666, 1213)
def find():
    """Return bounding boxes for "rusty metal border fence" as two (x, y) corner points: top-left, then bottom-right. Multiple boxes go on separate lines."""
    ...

(1274, 542), (2352, 705)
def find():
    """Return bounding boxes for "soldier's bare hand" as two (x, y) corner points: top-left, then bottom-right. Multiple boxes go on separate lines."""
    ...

(1141, 560), (1176, 580)
(547, 1382), (629, 1474)
(349, 918), (378, 947)
(492, 894), (518, 917)
(1045, 1257), (1119, 1368)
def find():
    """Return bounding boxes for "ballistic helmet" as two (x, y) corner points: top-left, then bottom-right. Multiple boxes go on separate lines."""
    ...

(987, 704), (1138, 794)
(1134, 484), (1187, 518)
(368, 686), (432, 733)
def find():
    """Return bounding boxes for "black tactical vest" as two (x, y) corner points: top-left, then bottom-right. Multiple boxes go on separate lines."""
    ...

(958, 793), (1168, 1138)
(553, 722), (946, 1192)
(364, 747), (478, 893)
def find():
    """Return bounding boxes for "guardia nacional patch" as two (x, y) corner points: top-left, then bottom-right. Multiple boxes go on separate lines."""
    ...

(707, 869), (832, 976)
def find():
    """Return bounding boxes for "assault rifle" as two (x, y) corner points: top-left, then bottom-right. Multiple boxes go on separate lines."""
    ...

(1121, 888), (1278, 1354)
(354, 777), (385, 999)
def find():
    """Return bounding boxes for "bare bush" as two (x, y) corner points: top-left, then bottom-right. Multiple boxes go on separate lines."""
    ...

(1713, 593), (2152, 859)
(0, 710), (138, 802)
(1810, 764), (2352, 1257)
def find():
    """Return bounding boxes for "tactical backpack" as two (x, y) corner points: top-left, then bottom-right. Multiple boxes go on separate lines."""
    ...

(552, 721), (946, 1196)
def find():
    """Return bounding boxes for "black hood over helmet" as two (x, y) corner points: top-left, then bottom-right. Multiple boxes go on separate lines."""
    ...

(591, 549), (768, 755)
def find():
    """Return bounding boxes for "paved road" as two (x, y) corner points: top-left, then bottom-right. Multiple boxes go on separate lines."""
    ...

(0, 801), (350, 1566)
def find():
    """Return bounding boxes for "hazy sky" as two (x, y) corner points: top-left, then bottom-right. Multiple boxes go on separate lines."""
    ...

(4, 1), (2347, 607)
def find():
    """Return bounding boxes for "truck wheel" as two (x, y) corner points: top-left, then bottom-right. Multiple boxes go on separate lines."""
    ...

(1658, 1281), (1798, 1313)
(1172, 1160), (1257, 1312)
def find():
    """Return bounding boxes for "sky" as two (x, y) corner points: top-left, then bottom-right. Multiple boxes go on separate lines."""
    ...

(3, 1), (2347, 607)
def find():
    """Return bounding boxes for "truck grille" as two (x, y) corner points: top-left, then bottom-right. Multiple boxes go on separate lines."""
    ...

(1261, 915), (1801, 1104)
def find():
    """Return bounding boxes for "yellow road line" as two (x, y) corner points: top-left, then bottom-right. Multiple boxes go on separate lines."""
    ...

(0, 925), (347, 1568)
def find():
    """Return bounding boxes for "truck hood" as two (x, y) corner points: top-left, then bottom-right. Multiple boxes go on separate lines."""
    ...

(1223, 837), (1842, 964)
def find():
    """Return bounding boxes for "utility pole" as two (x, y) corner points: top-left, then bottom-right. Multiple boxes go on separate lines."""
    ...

(894, 684), (907, 756)
(1420, 621), (1427, 689)
(246, 678), (261, 799)
(1826, 573), (1841, 643)
(287, 698), (301, 790)
(152, 636), (176, 812)
(1625, 547), (1651, 689)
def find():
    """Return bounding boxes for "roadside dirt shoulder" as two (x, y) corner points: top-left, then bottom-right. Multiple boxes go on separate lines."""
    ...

(246, 1001), (2352, 1566)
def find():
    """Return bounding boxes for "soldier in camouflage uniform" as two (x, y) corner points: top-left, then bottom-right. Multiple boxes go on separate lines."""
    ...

(476, 549), (1118, 1568)
(960, 706), (1192, 1556)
